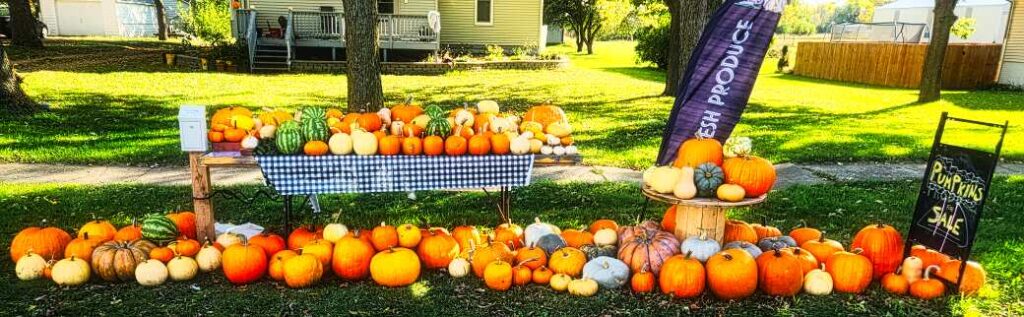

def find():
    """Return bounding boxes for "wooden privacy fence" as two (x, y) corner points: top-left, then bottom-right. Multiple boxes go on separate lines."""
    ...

(794, 42), (1003, 89)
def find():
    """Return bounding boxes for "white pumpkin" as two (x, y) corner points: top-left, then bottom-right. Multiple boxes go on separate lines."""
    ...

(552, 146), (566, 156)
(167, 256), (199, 281)
(477, 100), (500, 114)
(377, 107), (392, 127)
(258, 125), (277, 139)
(529, 139), (543, 153)
(411, 114), (431, 129)
(135, 259), (169, 286)
(803, 265), (833, 295)
(510, 137), (531, 155)
(723, 136), (752, 158)
(545, 122), (573, 138)
(195, 244), (222, 272)
(489, 116), (511, 133)
(901, 256), (924, 283)
(646, 166), (682, 194)
(545, 134), (561, 146)
(581, 256), (629, 289)
(567, 278), (600, 296)
(540, 145), (553, 155)
(352, 126), (378, 155)
(453, 109), (474, 126)
(322, 223), (350, 243)
(448, 257), (471, 278)
(679, 231), (720, 263)
(565, 145), (578, 155)
(524, 217), (560, 247)
(216, 231), (245, 248)
(519, 131), (535, 140)
(241, 135), (259, 150)
(593, 228), (617, 246)
(328, 133), (353, 155)
(15, 252), (46, 281)
(51, 256), (90, 286)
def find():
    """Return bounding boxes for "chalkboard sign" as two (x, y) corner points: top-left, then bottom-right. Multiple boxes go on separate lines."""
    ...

(905, 112), (1007, 286)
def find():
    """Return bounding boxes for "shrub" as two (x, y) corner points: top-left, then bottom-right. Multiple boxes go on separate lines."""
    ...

(485, 45), (506, 61)
(177, 0), (233, 44)
(634, 22), (668, 69)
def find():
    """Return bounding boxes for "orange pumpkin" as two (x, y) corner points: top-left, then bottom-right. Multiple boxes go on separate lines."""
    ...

(369, 247), (421, 287)
(800, 234), (844, 263)
(910, 245), (951, 268)
(631, 266), (656, 293)
(249, 233), (286, 257)
(287, 226), (323, 250)
(881, 272), (910, 295)
(391, 103), (423, 124)
(358, 113), (383, 131)
(935, 260), (986, 295)
(723, 220), (758, 244)
(269, 250), (299, 281)
(10, 226), (71, 263)
(452, 226), (483, 252)
(222, 243), (268, 284)
(417, 230), (460, 269)
(304, 141), (330, 156)
(224, 128), (246, 142)
(371, 223), (399, 251)
(64, 233), (100, 262)
(302, 239), (334, 267)
(331, 232), (376, 281)
(445, 135), (468, 156)
(492, 226), (521, 250)
(548, 247), (587, 277)
(490, 133), (511, 155)
(789, 224), (822, 247)
(825, 249), (873, 294)
(673, 137), (723, 168)
(172, 238), (201, 257)
(910, 265), (946, 300)
(149, 247), (175, 263)
(377, 135), (401, 155)
(661, 205), (677, 232)
(208, 131), (225, 143)
(850, 223), (904, 279)
(588, 219), (619, 234)
(402, 135), (423, 155)
(473, 113), (496, 133)
(751, 223), (782, 240)
(522, 104), (568, 127)
(340, 113), (361, 133)
(114, 224), (143, 242)
(706, 248), (758, 300)
(453, 126), (475, 139)
(326, 108), (344, 119)
(515, 245), (547, 270)
(782, 247), (819, 275)
(722, 155), (776, 197)
(560, 229), (594, 248)
(483, 260), (514, 291)
(513, 264), (533, 286)
(532, 266), (554, 284)
(79, 219), (117, 243)
(659, 252), (706, 298)
(469, 241), (514, 278)
(166, 212), (197, 240)
(423, 135), (445, 156)
(756, 249), (804, 296)
(467, 134), (491, 155)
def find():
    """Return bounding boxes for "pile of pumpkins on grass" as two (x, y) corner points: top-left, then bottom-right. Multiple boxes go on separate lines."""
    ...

(11, 211), (986, 300)
(645, 136), (776, 202)
(206, 99), (579, 157)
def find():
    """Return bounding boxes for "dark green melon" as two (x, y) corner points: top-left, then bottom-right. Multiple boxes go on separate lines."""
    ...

(141, 214), (178, 243)
(300, 107), (329, 142)
(694, 162), (724, 198)
(275, 121), (304, 154)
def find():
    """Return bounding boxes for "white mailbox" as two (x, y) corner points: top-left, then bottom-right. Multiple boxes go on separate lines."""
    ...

(178, 105), (209, 152)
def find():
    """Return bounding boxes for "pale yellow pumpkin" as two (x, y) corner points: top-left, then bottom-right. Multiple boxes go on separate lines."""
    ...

(167, 256), (199, 281)
(568, 278), (599, 296)
(647, 166), (682, 194)
(135, 259), (169, 286)
(550, 273), (572, 292)
(51, 256), (91, 286)
(716, 184), (746, 202)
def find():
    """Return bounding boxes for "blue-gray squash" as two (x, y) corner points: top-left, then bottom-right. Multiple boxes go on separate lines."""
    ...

(694, 163), (724, 198)
(757, 236), (798, 251)
(723, 241), (763, 258)
(536, 234), (567, 255)
(581, 256), (630, 289)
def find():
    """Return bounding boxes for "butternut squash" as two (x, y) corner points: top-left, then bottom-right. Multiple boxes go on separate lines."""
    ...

(673, 167), (697, 199)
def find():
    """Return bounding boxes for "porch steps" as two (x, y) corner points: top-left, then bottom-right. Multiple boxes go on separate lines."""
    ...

(251, 43), (290, 73)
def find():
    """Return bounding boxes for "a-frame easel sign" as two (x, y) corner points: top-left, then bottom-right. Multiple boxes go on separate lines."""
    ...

(903, 112), (1008, 288)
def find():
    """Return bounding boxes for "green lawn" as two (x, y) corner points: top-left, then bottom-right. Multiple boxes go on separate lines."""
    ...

(0, 178), (1022, 316)
(2, 38), (1022, 168)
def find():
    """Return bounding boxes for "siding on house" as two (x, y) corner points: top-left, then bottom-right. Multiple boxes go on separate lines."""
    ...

(397, 0), (436, 15)
(999, 0), (1024, 85)
(437, 0), (543, 47)
(245, 0), (435, 28)
(117, 1), (159, 37)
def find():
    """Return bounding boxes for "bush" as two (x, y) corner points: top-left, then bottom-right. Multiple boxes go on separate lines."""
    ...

(634, 22), (668, 69)
(177, 0), (233, 44)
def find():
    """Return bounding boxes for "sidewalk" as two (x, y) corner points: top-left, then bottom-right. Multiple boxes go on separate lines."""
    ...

(2, 162), (1022, 188)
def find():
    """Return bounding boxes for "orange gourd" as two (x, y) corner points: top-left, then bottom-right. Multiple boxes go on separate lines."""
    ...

(789, 223), (822, 247)
(358, 113), (383, 131)
(515, 245), (547, 270)
(469, 241), (514, 278)
(378, 135), (401, 155)
(588, 219), (619, 234)
(513, 264), (533, 286)
(881, 271), (910, 295)
(304, 141), (330, 156)
(850, 223), (904, 279)
(287, 226), (323, 250)
(522, 104), (568, 127)
(332, 232), (375, 281)
(114, 224), (143, 242)
(224, 128), (246, 142)
(752, 223), (782, 240)
(631, 265), (656, 293)
(722, 155), (777, 197)
(249, 233), (286, 257)
(532, 266), (554, 285)
(800, 234), (844, 263)
(547, 247), (587, 277)
(910, 245), (951, 268)
(452, 226), (483, 252)
(936, 260), (986, 295)
(910, 265), (946, 300)
(172, 238), (201, 257)
(423, 135), (445, 156)
(371, 222), (399, 251)
(560, 229), (594, 248)
(492, 226), (521, 250)
(661, 205), (677, 232)
(756, 249), (804, 296)
(723, 220), (758, 244)
(659, 252), (706, 298)
(208, 131), (224, 143)
(673, 137), (723, 168)
(445, 134), (468, 156)
(79, 219), (117, 243)
(468, 133), (491, 155)
(222, 243), (268, 285)
(64, 233), (100, 262)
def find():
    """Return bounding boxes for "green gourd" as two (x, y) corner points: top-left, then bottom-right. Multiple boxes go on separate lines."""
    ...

(673, 166), (697, 199)
(694, 163), (724, 198)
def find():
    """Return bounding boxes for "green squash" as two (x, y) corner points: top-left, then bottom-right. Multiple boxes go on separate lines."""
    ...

(580, 244), (616, 260)
(275, 121), (304, 154)
(694, 163), (724, 198)
(536, 234), (567, 255)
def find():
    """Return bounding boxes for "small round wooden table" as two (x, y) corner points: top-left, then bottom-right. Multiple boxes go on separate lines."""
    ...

(642, 185), (765, 243)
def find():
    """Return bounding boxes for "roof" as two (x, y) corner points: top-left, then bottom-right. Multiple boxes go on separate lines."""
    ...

(878, 0), (1010, 9)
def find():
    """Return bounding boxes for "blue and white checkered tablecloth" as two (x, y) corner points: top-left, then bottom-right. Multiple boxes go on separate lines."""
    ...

(255, 155), (536, 195)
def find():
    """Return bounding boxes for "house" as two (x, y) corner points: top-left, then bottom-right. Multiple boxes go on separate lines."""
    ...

(871, 0), (1011, 43)
(999, 0), (1023, 85)
(232, 0), (546, 70)
(38, 0), (181, 37)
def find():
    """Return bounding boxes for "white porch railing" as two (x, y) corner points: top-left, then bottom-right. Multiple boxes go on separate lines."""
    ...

(378, 14), (437, 43)
(286, 11), (437, 44)
(291, 11), (345, 40)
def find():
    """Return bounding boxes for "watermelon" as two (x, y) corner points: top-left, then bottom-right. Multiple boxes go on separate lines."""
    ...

(142, 214), (178, 243)
(300, 107), (329, 142)
(276, 121), (304, 154)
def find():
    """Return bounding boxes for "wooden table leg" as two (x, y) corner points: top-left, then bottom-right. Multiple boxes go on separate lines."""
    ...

(673, 205), (726, 243)
(190, 152), (216, 243)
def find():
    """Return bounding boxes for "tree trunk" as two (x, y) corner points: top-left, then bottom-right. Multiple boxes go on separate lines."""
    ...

(155, 0), (169, 40)
(9, 0), (43, 47)
(662, 0), (680, 95)
(343, 0), (384, 112)
(575, 29), (584, 53)
(918, 0), (958, 102)
(662, 0), (723, 96)
(1, 42), (41, 113)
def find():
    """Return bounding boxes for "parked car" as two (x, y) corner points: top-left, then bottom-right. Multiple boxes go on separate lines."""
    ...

(0, 4), (48, 39)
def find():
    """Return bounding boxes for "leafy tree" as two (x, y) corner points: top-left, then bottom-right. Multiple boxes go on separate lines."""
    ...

(177, 0), (232, 43)
(777, 1), (816, 35)
(951, 17), (976, 39)
(547, 0), (629, 54)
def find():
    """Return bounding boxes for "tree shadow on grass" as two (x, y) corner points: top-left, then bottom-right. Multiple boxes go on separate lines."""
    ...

(941, 89), (1024, 111)
(600, 67), (665, 83)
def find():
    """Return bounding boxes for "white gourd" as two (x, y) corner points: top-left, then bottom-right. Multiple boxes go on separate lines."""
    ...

(540, 145), (553, 155)
(258, 125), (277, 139)
(448, 257), (471, 278)
(323, 223), (350, 243)
(454, 109), (475, 126)
(135, 259), (169, 286)
(51, 256), (90, 286)
(524, 217), (560, 247)
(196, 245), (222, 272)
(510, 137), (531, 155)
(567, 278), (600, 296)
(593, 229), (617, 246)
(545, 134), (560, 146)
(673, 167), (698, 199)
(352, 125), (378, 155)
(390, 121), (405, 136)
(647, 166), (682, 194)
(167, 256), (199, 281)
(241, 135), (259, 150)
(216, 231), (245, 248)
(328, 133), (353, 155)
(581, 256), (629, 289)
(901, 256), (924, 283)
(15, 252), (46, 281)
(529, 139), (543, 153)
(803, 265), (834, 295)
(552, 146), (566, 156)
(477, 100), (500, 114)
(565, 145), (578, 155)
(723, 136), (753, 158)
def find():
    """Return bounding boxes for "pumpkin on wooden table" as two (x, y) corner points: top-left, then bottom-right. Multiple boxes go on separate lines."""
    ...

(693, 163), (725, 198)
(332, 232), (376, 281)
(825, 249), (873, 294)
(757, 249), (804, 296)
(706, 248), (758, 300)
(661, 205), (678, 232)
(79, 219), (118, 243)
(445, 132), (468, 156)
(616, 221), (680, 274)
(370, 247), (421, 287)
(417, 229), (460, 269)
(91, 239), (157, 282)
(910, 265), (946, 300)
(269, 250), (298, 281)
(936, 259), (986, 295)
(166, 211), (197, 240)
(222, 243), (268, 285)
(288, 226), (322, 250)
(468, 133), (491, 155)
(522, 103), (568, 127)
(850, 223), (904, 279)
(722, 154), (776, 197)
(249, 232), (286, 257)
(390, 101), (423, 124)
(659, 252), (706, 298)
(673, 136), (724, 168)
(490, 132), (511, 155)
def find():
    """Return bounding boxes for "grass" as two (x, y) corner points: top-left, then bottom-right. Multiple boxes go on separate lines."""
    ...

(0, 179), (1022, 316)
(2, 38), (1023, 168)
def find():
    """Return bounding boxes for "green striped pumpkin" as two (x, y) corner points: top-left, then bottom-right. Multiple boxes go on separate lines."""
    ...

(276, 121), (304, 154)
(301, 108), (329, 142)
(141, 214), (179, 243)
